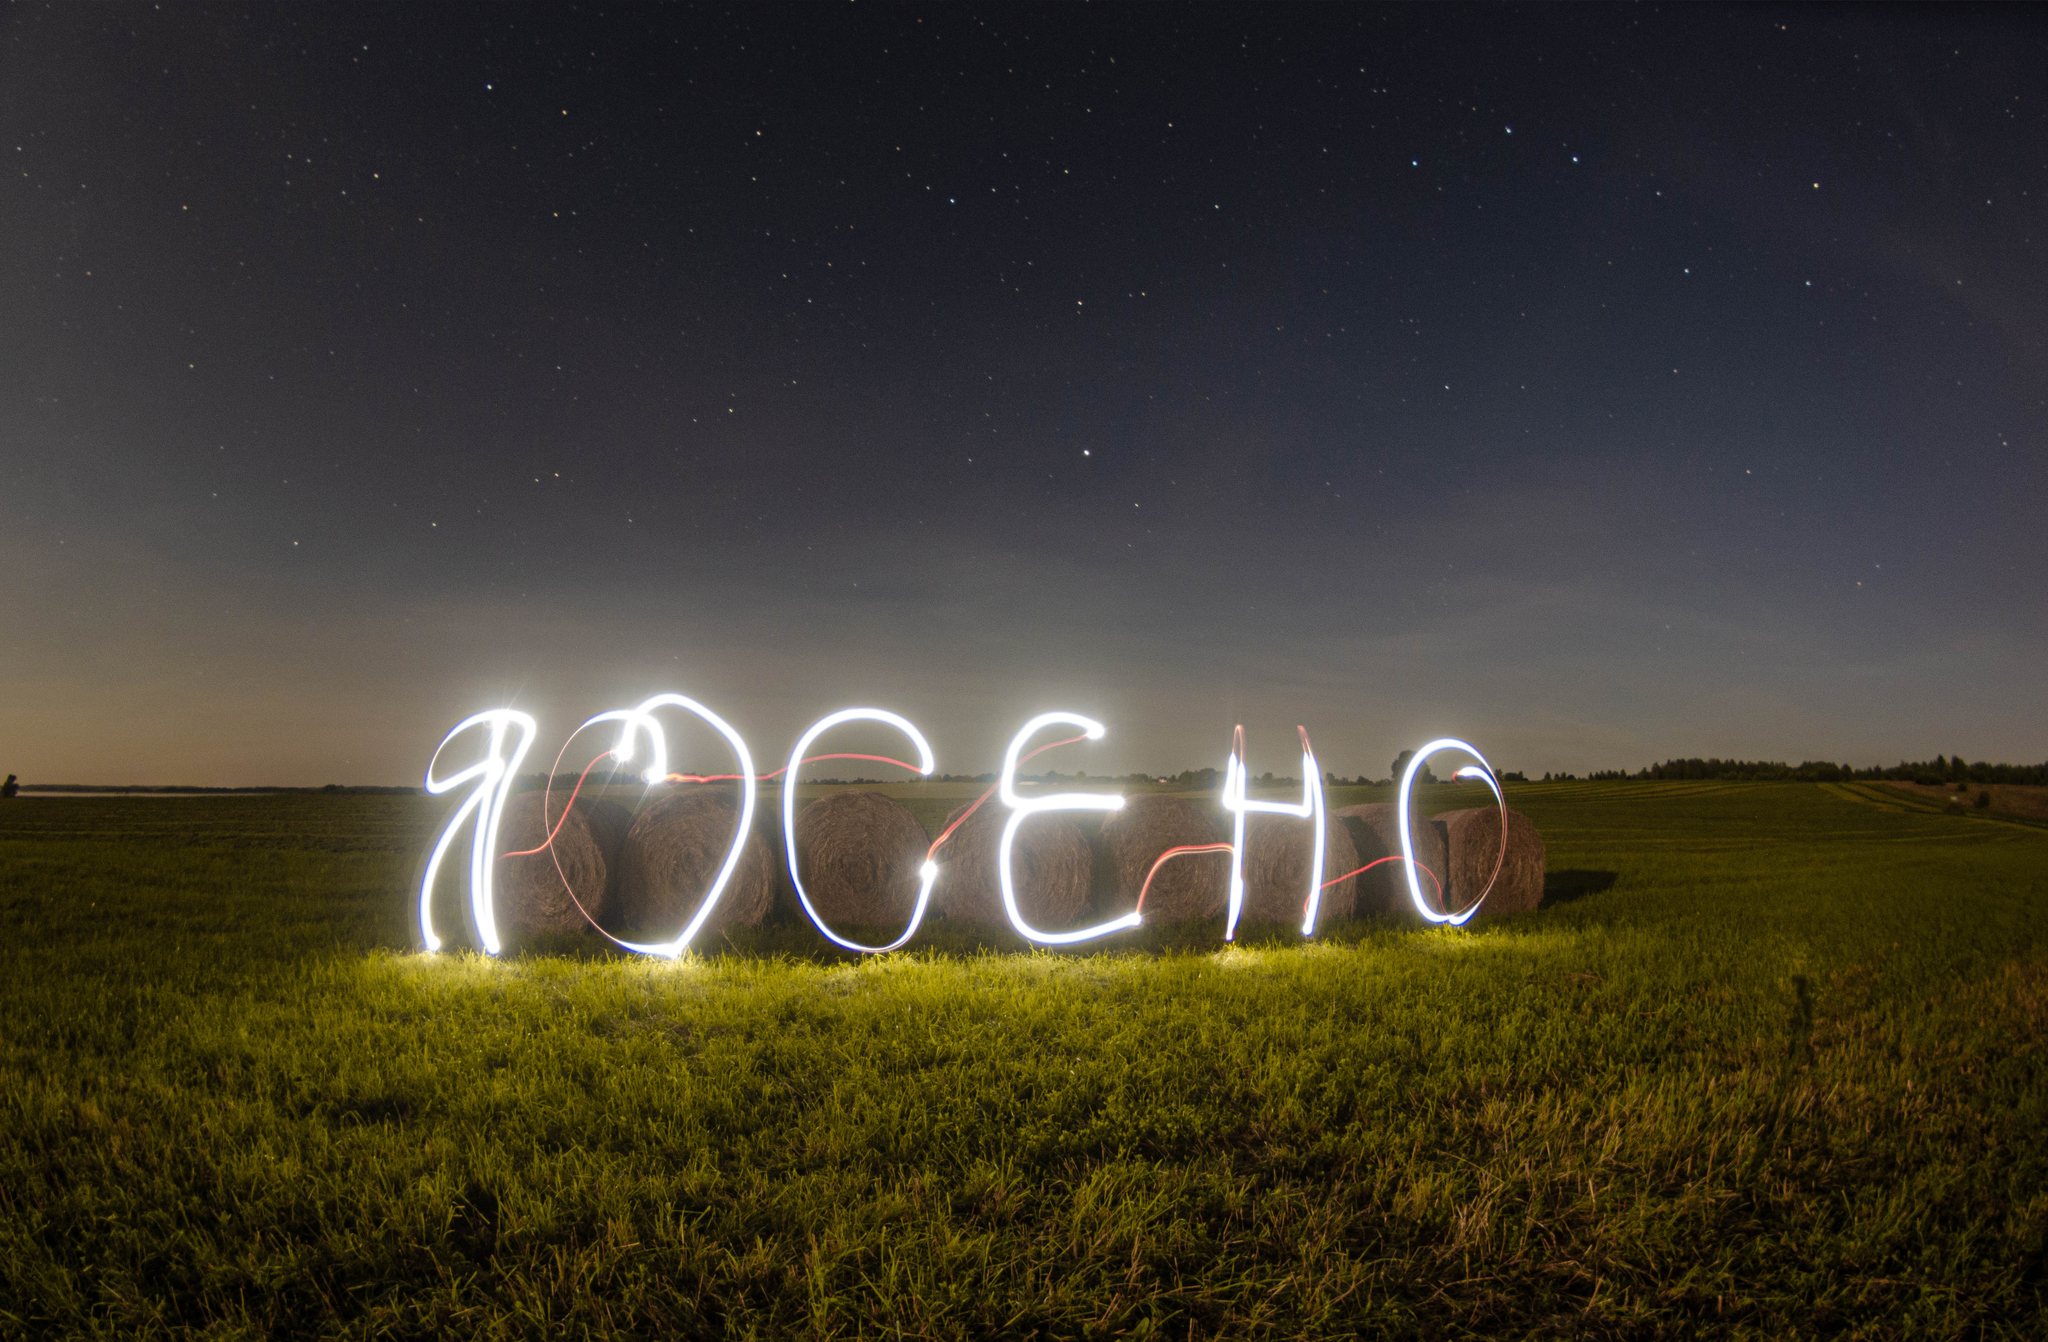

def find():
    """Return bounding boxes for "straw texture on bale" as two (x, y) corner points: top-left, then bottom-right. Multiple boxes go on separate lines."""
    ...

(1095, 794), (1229, 922)
(792, 791), (932, 929)
(492, 790), (631, 938)
(1238, 811), (1358, 929)
(1332, 802), (1450, 919)
(748, 803), (797, 925)
(1437, 806), (1546, 918)
(613, 791), (776, 937)
(934, 799), (1090, 929)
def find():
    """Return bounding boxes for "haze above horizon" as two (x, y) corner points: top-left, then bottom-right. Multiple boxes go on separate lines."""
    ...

(3, 4), (2042, 786)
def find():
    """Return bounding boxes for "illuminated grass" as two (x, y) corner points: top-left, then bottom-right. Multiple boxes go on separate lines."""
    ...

(1, 784), (2044, 1337)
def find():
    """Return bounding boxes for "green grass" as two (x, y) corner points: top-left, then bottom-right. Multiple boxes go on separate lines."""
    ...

(1, 782), (2045, 1338)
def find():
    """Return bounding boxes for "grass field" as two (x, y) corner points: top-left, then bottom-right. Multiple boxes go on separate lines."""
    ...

(2, 781), (2045, 1338)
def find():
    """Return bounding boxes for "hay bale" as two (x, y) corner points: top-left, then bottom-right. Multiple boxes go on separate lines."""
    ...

(748, 799), (800, 925)
(613, 791), (776, 938)
(1238, 810), (1358, 930)
(792, 790), (931, 929)
(492, 790), (630, 938)
(1332, 802), (1450, 919)
(1436, 806), (1546, 918)
(1096, 794), (1229, 922)
(933, 799), (1090, 930)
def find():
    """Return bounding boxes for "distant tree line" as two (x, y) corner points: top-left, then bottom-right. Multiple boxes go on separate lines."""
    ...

(1608, 756), (2048, 785)
(508, 754), (2048, 796)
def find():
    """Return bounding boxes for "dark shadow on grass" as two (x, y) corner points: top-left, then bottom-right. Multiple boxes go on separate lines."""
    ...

(1543, 869), (1618, 907)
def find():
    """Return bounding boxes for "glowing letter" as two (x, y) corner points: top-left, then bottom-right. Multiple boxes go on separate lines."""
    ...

(1219, 725), (1328, 939)
(419, 709), (537, 954)
(781, 708), (939, 953)
(1396, 739), (1507, 925)
(995, 713), (1134, 944)
(608, 692), (757, 958)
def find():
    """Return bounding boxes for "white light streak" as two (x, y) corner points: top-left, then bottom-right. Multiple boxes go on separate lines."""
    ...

(781, 708), (938, 953)
(1396, 739), (1506, 925)
(996, 713), (1136, 944)
(607, 692), (757, 958)
(1219, 725), (1328, 940)
(416, 697), (1510, 957)
(419, 709), (536, 954)
(587, 705), (668, 783)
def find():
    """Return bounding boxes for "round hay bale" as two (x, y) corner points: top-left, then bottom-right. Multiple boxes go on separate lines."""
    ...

(1238, 810), (1359, 930)
(1332, 802), (1450, 919)
(1436, 806), (1545, 918)
(492, 790), (630, 938)
(613, 791), (776, 939)
(1096, 794), (1228, 922)
(932, 799), (1090, 930)
(792, 790), (931, 930)
(749, 799), (799, 925)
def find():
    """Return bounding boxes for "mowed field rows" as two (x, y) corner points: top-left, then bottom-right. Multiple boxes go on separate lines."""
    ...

(1, 782), (2044, 1338)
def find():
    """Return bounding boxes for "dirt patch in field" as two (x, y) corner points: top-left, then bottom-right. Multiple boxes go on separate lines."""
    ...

(1886, 782), (2048, 820)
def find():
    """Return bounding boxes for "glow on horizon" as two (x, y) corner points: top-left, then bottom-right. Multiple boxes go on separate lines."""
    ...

(781, 707), (938, 953)
(995, 712), (1137, 945)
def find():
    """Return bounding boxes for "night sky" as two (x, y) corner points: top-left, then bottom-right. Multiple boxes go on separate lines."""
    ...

(4, 3), (2044, 786)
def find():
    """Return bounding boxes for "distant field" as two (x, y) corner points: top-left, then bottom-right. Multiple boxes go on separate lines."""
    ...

(1877, 781), (2048, 823)
(1, 782), (2044, 1338)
